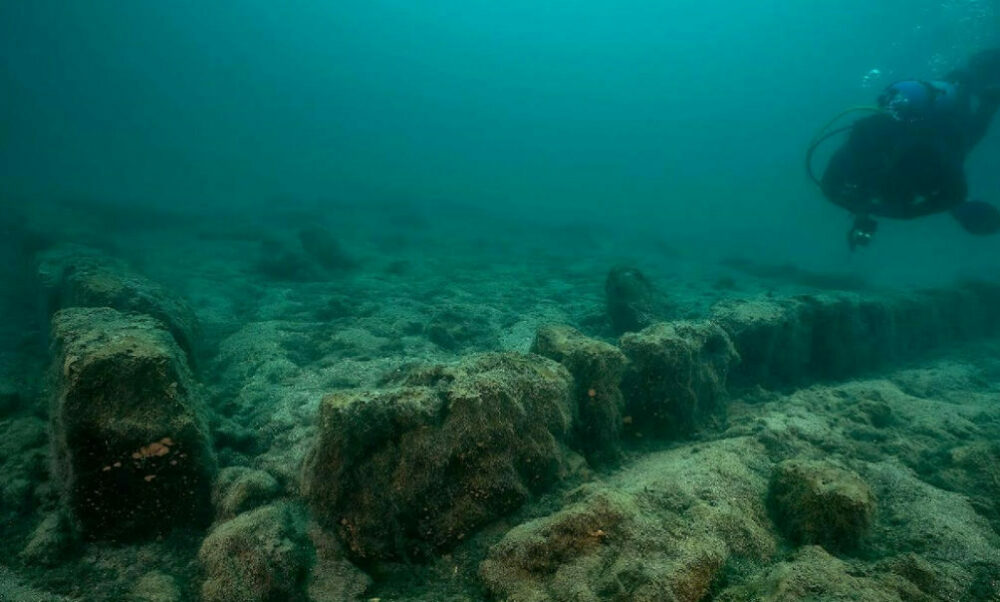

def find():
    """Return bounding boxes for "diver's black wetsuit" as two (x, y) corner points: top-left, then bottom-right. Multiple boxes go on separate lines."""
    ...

(821, 49), (1000, 233)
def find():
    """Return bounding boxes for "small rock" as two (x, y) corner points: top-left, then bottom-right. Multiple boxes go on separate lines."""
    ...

(769, 459), (875, 552)
(212, 467), (281, 520)
(198, 503), (311, 602)
(131, 571), (182, 602)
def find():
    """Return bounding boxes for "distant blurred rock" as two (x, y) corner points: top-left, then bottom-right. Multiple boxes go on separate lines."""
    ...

(256, 238), (320, 282)
(605, 265), (668, 335)
(620, 320), (737, 438)
(769, 459), (875, 552)
(37, 246), (201, 362)
(303, 352), (576, 561)
(298, 227), (357, 271)
(532, 325), (627, 464)
(198, 503), (311, 602)
(50, 307), (216, 540)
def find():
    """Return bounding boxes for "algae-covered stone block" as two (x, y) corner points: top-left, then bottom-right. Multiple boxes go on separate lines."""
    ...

(38, 247), (200, 362)
(714, 285), (1000, 389)
(532, 324), (627, 464)
(769, 459), (875, 552)
(303, 352), (575, 561)
(620, 320), (737, 438)
(50, 307), (216, 540)
(711, 297), (813, 386)
(198, 503), (311, 602)
(798, 294), (897, 380)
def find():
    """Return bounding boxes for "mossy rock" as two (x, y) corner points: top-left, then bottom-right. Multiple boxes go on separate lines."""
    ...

(605, 265), (668, 335)
(481, 437), (776, 601)
(303, 352), (575, 561)
(212, 467), (281, 521)
(37, 247), (201, 363)
(769, 459), (875, 552)
(620, 320), (737, 438)
(532, 324), (627, 464)
(198, 503), (312, 602)
(50, 307), (216, 540)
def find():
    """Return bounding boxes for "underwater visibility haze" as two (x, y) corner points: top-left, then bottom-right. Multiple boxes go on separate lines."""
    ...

(3, 1), (1000, 600)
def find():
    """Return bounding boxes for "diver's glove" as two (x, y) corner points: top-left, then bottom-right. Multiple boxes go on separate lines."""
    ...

(848, 215), (877, 251)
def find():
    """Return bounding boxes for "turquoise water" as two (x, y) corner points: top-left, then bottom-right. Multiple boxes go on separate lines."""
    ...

(3, 3), (1000, 601)
(2, 1), (998, 280)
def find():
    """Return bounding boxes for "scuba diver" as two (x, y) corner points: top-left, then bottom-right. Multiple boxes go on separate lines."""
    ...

(808, 49), (1000, 250)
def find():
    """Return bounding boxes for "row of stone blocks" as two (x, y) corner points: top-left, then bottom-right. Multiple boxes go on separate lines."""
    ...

(302, 284), (1000, 562)
(34, 247), (1000, 566)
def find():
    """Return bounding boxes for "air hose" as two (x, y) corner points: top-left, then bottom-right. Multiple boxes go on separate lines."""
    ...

(805, 106), (886, 188)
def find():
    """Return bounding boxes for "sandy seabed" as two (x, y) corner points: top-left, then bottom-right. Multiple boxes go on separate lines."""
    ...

(2, 201), (1000, 601)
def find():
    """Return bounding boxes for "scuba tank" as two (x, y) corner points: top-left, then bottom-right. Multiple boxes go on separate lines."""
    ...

(877, 80), (959, 122)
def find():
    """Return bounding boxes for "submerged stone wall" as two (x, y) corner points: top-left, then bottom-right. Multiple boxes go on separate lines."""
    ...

(712, 283), (1000, 388)
(49, 307), (216, 540)
(36, 246), (201, 364)
(301, 281), (1000, 562)
(18, 243), (1000, 599)
(32, 245), (217, 543)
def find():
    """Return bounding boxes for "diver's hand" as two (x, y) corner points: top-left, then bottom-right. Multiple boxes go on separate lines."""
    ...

(847, 215), (877, 251)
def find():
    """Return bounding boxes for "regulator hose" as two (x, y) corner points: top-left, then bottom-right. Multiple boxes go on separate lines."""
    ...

(805, 106), (886, 188)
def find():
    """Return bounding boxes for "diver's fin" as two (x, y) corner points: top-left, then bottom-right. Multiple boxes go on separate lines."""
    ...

(952, 201), (1000, 235)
